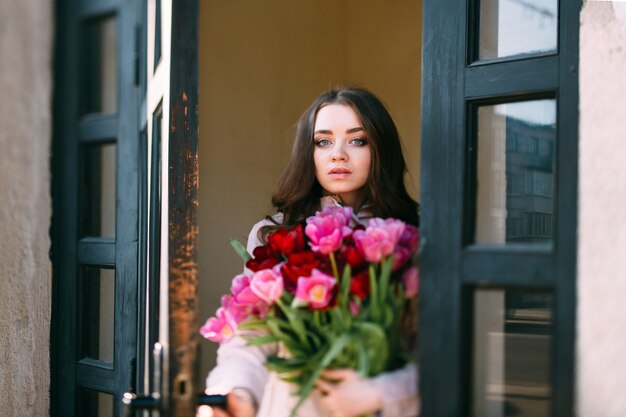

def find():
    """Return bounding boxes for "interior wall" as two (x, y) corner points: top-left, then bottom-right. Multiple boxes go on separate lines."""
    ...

(198, 0), (422, 380)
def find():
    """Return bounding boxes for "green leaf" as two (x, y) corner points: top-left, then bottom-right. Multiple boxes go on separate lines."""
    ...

(230, 238), (252, 262)
(246, 334), (281, 346)
(289, 334), (351, 417)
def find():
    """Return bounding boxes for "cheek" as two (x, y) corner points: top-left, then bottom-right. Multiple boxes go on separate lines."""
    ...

(357, 149), (372, 176)
(313, 150), (323, 174)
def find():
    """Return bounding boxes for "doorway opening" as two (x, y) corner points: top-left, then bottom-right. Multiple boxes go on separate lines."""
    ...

(196, 0), (424, 380)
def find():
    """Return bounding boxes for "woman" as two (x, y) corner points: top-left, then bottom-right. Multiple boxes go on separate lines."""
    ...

(201, 87), (420, 417)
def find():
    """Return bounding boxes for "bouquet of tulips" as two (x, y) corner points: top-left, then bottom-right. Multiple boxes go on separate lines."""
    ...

(200, 206), (419, 417)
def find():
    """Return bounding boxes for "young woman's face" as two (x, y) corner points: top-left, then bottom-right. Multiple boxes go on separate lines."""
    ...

(313, 104), (371, 208)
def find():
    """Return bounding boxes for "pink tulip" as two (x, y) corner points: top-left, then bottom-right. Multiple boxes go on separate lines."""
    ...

(353, 218), (406, 263)
(231, 274), (262, 306)
(295, 269), (336, 309)
(305, 207), (353, 254)
(230, 273), (270, 318)
(402, 266), (420, 297)
(200, 307), (238, 343)
(250, 268), (284, 304)
(220, 294), (250, 324)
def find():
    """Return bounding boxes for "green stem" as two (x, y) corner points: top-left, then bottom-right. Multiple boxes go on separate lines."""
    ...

(329, 251), (340, 279)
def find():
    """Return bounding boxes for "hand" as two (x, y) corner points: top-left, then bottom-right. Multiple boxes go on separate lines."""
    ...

(196, 390), (256, 417)
(315, 369), (383, 417)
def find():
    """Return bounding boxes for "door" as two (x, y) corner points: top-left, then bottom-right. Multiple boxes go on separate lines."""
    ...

(420, 0), (580, 416)
(52, 0), (142, 415)
(52, 0), (200, 415)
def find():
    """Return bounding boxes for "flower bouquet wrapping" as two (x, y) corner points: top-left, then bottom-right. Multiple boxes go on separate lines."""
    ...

(200, 206), (419, 417)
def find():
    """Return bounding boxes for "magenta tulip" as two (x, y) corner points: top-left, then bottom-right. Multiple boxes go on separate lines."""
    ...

(305, 207), (353, 254)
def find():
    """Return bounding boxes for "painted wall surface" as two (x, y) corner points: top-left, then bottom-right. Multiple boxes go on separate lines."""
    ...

(578, 1), (626, 415)
(0, 1), (53, 416)
(197, 0), (422, 379)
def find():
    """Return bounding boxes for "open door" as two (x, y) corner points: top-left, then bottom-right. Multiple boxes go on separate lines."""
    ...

(419, 0), (579, 415)
(52, 0), (199, 415)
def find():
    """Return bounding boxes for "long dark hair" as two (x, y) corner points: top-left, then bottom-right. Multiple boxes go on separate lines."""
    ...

(262, 87), (419, 240)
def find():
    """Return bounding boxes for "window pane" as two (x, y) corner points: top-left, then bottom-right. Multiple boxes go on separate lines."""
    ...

(80, 267), (115, 362)
(81, 143), (116, 237)
(154, 0), (162, 70)
(479, 0), (558, 60)
(77, 387), (114, 417)
(81, 16), (117, 115)
(472, 289), (552, 417)
(474, 99), (556, 244)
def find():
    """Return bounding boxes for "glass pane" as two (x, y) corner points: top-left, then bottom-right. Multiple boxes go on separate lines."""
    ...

(154, 0), (162, 70)
(77, 387), (114, 417)
(473, 289), (553, 417)
(479, 0), (558, 60)
(80, 267), (115, 362)
(81, 16), (117, 115)
(474, 99), (556, 244)
(81, 143), (116, 237)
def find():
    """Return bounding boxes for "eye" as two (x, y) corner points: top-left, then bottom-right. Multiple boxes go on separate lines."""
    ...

(315, 138), (332, 147)
(349, 137), (367, 146)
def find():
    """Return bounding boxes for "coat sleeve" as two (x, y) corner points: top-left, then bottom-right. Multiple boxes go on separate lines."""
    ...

(204, 219), (280, 405)
(371, 363), (421, 417)
(205, 334), (277, 405)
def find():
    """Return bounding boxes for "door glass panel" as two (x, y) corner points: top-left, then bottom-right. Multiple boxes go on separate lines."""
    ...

(472, 288), (553, 417)
(79, 267), (115, 362)
(479, 0), (558, 60)
(81, 142), (116, 237)
(77, 387), (114, 417)
(81, 15), (118, 115)
(154, 0), (162, 70)
(474, 99), (556, 244)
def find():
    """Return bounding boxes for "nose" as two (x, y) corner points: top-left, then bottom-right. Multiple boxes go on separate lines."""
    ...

(330, 143), (348, 161)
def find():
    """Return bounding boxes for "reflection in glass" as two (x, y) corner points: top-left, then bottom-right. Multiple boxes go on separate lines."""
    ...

(80, 267), (115, 362)
(473, 289), (552, 417)
(81, 16), (117, 115)
(474, 99), (556, 244)
(77, 387), (114, 417)
(479, 0), (557, 60)
(81, 143), (116, 237)
(154, 0), (162, 70)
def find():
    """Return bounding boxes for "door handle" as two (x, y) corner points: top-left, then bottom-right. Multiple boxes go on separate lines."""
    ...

(122, 342), (164, 416)
(121, 342), (227, 416)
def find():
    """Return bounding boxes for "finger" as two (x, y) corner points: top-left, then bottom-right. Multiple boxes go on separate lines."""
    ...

(315, 378), (333, 395)
(197, 405), (213, 417)
(321, 368), (355, 381)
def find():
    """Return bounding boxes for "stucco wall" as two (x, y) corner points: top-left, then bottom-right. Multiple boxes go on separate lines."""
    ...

(578, 1), (626, 415)
(0, 1), (53, 416)
(197, 0), (422, 380)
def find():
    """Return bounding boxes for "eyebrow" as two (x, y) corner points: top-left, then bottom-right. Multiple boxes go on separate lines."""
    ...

(313, 127), (365, 135)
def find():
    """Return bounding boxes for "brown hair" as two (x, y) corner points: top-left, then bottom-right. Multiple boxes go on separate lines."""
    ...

(261, 87), (419, 240)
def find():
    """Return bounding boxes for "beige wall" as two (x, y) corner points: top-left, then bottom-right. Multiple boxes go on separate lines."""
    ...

(0, 1), (53, 416)
(198, 1), (422, 378)
(578, 1), (626, 416)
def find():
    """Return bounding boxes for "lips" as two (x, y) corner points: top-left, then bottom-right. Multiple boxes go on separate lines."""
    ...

(328, 167), (351, 175)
